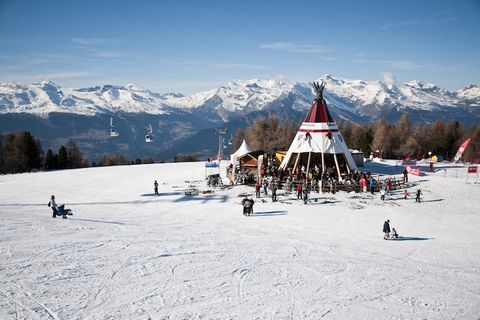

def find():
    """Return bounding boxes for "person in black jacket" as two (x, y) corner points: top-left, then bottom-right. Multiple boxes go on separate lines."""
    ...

(383, 219), (391, 240)
(403, 167), (408, 183)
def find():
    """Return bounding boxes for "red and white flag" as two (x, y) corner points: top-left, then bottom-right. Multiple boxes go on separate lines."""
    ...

(454, 138), (472, 162)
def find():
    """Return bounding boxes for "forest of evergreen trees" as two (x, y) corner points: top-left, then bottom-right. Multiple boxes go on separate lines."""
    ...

(0, 131), (156, 174)
(233, 115), (480, 163)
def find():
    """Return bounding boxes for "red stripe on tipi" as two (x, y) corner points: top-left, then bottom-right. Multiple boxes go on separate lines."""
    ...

(304, 99), (334, 123)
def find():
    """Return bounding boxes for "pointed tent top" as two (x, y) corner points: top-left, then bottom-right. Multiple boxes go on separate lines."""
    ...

(304, 81), (334, 123)
(312, 81), (325, 101)
(232, 139), (252, 158)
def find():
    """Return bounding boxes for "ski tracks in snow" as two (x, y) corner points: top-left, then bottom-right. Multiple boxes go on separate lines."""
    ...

(1, 283), (60, 320)
(233, 267), (256, 298)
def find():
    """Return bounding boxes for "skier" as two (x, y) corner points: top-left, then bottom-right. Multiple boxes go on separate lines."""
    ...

(154, 180), (159, 195)
(48, 195), (73, 218)
(403, 167), (408, 183)
(383, 219), (391, 240)
(403, 190), (409, 200)
(380, 188), (386, 201)
(415, 188), (422, 202)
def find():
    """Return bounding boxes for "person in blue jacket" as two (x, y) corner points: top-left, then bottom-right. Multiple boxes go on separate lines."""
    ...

(369, 177), (376, 194)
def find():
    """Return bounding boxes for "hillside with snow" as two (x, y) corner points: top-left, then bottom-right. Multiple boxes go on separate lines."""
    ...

(0, 160), (479, 319)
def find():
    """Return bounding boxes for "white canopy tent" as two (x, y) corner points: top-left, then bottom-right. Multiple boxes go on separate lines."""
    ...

(230, 139), (253, 166)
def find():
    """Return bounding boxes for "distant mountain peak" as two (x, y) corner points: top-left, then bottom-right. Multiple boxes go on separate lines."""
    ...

(125, 83), (146, 91)
(405, 80), (439, 91)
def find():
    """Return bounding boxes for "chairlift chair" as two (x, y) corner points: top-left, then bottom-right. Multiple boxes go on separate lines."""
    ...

(110, 117), (119, 137)
(145, 124), (153, 143)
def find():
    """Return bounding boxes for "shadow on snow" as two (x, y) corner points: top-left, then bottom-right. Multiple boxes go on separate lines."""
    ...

(67, 218), (129, 225)
(250, 210), (288, 217)
(391, 236), (433, 241)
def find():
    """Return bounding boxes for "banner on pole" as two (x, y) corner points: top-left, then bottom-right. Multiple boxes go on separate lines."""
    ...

(406, 165), (421, 176)
(454, 138), (472, 163)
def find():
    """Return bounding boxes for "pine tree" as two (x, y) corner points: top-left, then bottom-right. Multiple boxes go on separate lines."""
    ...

(57, 146), (68, 169)
(45, 149), (57, 170)
(66, 139), (83, 168)
(3, 134), (16, 173)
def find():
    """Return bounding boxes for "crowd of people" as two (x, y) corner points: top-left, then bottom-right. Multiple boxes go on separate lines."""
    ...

(233, 154), (422, 222)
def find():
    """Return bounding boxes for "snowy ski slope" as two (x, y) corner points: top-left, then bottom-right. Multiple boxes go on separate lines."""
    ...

(0, 160), (479, 319)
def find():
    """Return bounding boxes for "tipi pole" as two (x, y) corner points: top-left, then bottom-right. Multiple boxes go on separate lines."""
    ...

(333, 153), (342, 180)
(293, 153), (301, 174)
(306, 152), (312, 179)
(321, 152), (325, 173)
(345, 155), (351, 174)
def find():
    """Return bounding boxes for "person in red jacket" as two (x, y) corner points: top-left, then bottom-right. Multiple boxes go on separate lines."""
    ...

(255, 181), (261, 198)
(296, 183), (303, 200)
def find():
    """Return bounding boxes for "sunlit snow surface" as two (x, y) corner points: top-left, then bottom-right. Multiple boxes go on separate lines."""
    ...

(0, 160), (479, 319)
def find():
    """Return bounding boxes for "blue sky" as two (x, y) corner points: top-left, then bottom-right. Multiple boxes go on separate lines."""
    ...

(0, 0), (479, 94)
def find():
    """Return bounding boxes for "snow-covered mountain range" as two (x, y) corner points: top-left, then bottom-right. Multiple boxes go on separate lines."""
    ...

(1, 75), (479, 123)
(1, 75), (479, 160)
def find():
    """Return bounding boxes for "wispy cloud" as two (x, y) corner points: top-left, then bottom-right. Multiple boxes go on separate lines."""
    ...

(354, 58), (433, 70)
(207, 63), (267, 70)
(39, 71), (98, 79)
(71, 38), (119, 45)
(260, 42), (332, 53)
(381, 16), (458, 29)
(70, 38), (129, 59)
(0, 71), (98, 84)
(174, 59), (267, 70)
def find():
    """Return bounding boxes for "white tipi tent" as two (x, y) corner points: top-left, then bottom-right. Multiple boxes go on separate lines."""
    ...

(279, 82), (358, 179)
